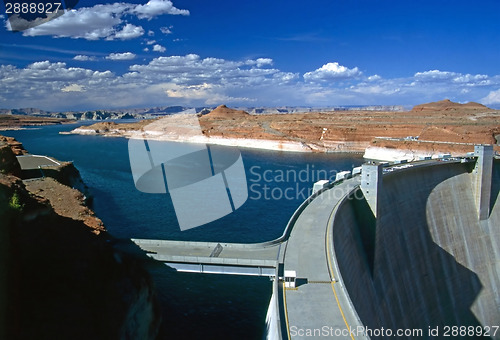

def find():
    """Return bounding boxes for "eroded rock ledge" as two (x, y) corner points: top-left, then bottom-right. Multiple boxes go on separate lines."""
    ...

(0, 136), (161, 340)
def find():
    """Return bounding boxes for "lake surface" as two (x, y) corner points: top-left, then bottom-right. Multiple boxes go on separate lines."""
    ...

(3, 123), (363, 339)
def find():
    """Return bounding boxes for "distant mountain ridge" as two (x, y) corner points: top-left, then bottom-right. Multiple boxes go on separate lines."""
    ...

(0, 107), (192, 120)
(1, 100), (493, 122)
(0, 104), (405, 121)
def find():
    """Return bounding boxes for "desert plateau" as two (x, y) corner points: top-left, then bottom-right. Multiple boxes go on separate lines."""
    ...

(67, 99), (500, 159)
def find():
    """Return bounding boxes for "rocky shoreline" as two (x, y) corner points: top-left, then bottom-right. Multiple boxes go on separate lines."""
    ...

(68, 125), (322, 152)
(0, 115), (70, 130)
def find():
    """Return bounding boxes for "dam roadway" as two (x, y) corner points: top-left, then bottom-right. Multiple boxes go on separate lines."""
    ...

(280, 177), (363, 339)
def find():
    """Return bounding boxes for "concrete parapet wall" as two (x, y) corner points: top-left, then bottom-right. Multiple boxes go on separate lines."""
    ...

(132, 238), (280, 250)
(151, 254), (276, 267)
(331, 160), (500, 338)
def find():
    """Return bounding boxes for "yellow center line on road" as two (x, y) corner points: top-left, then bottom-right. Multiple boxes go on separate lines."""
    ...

(331, 281), (354, 340)
(326, 195), (356, 340)
(282, 281), (292, 339)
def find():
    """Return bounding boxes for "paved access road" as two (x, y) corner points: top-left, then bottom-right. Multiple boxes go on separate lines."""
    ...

(16, 155), (60, 169)
(282, 177), (364, 340)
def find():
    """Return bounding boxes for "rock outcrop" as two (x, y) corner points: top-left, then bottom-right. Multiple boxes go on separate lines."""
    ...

(0, 140), (22, 177)
(0, 136), (161, 340)
(0, 115), (69, 130)
(204, 104), (250, 118)
(411, 99), (491, 112)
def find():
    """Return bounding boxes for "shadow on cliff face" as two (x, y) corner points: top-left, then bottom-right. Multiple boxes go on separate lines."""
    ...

(0, 176), (162, 340)
(334, 161), (489, 337)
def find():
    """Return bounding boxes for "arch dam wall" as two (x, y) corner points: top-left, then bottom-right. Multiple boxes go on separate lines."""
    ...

(332, 160), (500, 338)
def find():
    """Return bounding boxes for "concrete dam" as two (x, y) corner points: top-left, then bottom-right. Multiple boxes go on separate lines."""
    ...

(133, 146), (499, 339)
(332, 151), (499, 337)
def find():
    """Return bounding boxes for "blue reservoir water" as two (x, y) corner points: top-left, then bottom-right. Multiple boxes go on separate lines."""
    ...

(3, 123), (363, 339)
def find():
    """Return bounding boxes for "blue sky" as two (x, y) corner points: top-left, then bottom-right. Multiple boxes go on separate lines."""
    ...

(1, 0), (500, 110)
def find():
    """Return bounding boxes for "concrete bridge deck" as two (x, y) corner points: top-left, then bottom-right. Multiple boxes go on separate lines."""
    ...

(132, 238), (282, 276)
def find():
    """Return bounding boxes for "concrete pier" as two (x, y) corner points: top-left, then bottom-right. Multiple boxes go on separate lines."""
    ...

(473, 144), (493, 220)
(360, 163), (383, 218)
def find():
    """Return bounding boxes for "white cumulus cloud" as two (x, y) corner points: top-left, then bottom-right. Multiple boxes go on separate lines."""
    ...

(73, 55), (97, 61)
(481, 89), (500, 105)
(414, 70), (456, 82)
(23, 4), (127, 40)
(18, 61), (112, 81)
(3, 52), (500, 110)
(22, 0), (187, 40)
(164, 83), (254, 105)
(106, 52), (137, 61)
(245, 58), (273, 67)
(304, 62), (362, 82)
(112, 24), (144, 40)
(367, 75), (382, 81)
(0, 55), (300, 109)
(128, 54), (296, 87)
(153, 44), (166, 52)
(133, 0), (189, 19)
(414, 70), (490, 86)
(0, 61), (117, 110)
